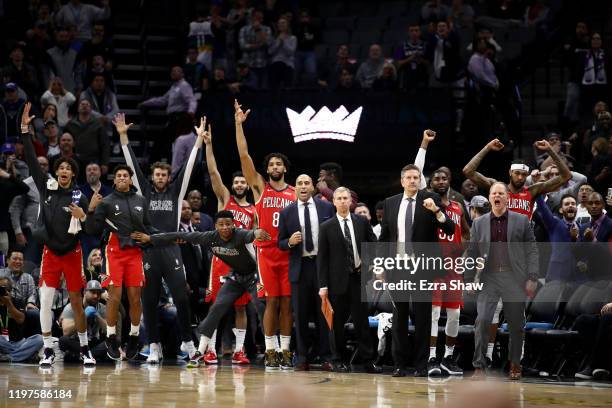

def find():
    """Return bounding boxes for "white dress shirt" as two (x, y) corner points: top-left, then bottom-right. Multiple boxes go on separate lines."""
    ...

(337, 213), (360, 269)
(298, 197), (319, 256)
(396, 192), (446, 254)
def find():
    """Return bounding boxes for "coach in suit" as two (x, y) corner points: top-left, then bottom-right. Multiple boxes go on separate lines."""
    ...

(378, 164), (455, 377)
(278, 174), (335, 371)
(317, 187), (382, 373)
(466, 182), (538, 380)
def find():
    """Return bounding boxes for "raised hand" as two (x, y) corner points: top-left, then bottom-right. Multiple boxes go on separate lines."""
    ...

(88, 193), (103, 212)
(112, 113), (133, 134)
(234, 99), (250, 124)
(422, 197), (439, 213)
(422, 129), (436, 143)
(486, 138), (505, 151)
(21, 102), (35, 130)
(534, 139), (551, 151)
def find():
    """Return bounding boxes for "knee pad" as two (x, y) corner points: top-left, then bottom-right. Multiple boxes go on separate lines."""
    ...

(39, 284), (56, 333)
(492, 299), (503, 324)
(431, 306), (441, 338)
(445, 308), (460, 338)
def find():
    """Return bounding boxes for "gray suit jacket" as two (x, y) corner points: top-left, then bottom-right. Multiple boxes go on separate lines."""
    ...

(467, 211), (539, 285)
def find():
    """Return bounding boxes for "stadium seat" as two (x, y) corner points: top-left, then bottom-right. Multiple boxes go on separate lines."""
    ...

(325, 16), (356, 31)
(377, 2), (409, 17)
(355, 17), (389, 31)
(322, 29), (351, 45)
(351, 30), (382, 46)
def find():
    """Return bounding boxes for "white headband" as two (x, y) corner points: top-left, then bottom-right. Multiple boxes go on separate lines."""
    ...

(510, 164), (529, 172)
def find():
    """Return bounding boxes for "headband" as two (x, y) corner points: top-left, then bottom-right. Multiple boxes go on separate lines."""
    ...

(510, 164), (529, 172)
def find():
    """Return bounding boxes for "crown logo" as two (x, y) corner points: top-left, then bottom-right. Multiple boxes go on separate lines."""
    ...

(286, 105), (363, 143)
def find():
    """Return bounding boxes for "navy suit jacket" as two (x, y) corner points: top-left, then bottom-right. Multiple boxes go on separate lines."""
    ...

(278, 198), (335, 283)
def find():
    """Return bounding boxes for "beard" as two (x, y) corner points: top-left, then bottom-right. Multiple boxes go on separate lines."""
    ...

(86, 175), (99, 185)
(269, 173), (283, 182)
(232, 189), (247, 199)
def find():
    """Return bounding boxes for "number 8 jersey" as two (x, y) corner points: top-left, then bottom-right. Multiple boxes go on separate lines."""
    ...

(254, 182), (296, 247)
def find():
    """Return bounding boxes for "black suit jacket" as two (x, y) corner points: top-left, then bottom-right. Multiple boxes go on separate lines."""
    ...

(379, 190), (455, 280)
(317, 213), (377, 295)
(278, 198), (335, 283)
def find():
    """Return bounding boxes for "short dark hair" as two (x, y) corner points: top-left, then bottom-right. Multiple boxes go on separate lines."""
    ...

(319, 162), (343, 182)
(91, 73), (106, 82)
(150, 162), (172, 174)
(511, 159), (527, 166)
(473, 205), (490, 216)
(214, 210), (234, 222)
(560, 193), (577, 205)
(400, 164), (421, 177)
(375, 201), (384, 210)
(113, 164), (134, 177)
(7, 248), (23, 259)
(263, 153), (291, 173)
(355, 202), (368, 208)
(53, 157), (79, 179)
(231, 171), (245, 182)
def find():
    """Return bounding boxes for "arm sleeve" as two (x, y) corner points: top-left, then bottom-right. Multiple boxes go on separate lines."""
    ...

(534, 195), (556, 231)
(140, 91), (169, 108)
(85, 201), (108, 236)
(171, 136), (199, 212)
(182, 82), (197, 114)
(414, 147), (427, 189)
(21, 131), (46, 192)
(121, 144), (148, 196)
(237, 229), (256, 244)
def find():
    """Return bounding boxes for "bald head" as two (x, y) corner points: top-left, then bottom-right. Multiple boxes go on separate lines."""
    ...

(295, 174), (314, 202)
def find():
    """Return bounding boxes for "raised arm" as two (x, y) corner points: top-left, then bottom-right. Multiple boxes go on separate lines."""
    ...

(202, 119), (231, 210)
(415, 129), (436, 190)
(234, 99), (265, 199)
(529, 140), (573, 198)
(462, 139), (502, 191)
(114, 113), (148, 195)
(19, 103), (45, 191)
(172, 117), (205, 218)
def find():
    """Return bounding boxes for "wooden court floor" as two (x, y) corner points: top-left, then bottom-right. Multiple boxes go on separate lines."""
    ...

(2, 362), (612, 408)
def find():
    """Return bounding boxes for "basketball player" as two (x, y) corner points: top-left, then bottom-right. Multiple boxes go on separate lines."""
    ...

(234, 99), (297, 369)
(84, 165), (155, 361)
(113, 112), (201, 363)
(202, 121), (255, 365)
(131, 211), (271, 368)
(462, 138), (571, 219)
(429, 169), (470, 376)
(20, 103), (96, 367)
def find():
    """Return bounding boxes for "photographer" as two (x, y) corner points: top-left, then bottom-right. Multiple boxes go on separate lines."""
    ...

(0, 277), (43, 362)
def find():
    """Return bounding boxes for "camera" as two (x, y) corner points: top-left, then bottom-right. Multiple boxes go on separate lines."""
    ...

(0, 286), (7, 297)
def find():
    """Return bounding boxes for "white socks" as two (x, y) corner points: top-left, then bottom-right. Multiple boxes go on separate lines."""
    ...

(233, 329), (246, 353)
(429, 346), (437, 360)
(207, 330), (217, 353)
(107, 325), (116, 336)
(129, 324), (139, 336)
(43, 335), (54, 349)
(280, 335), (291, 352)
(486, 342), (494, 359)
(78, 331), (88, 347)
(264, 335), (277, 351)
(444, 344), (454, 358)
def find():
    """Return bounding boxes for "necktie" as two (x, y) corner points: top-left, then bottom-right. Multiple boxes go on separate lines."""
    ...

(405, 198), (414, 254)
(304, 202), (314, 252)
(343, 218), (355, 271)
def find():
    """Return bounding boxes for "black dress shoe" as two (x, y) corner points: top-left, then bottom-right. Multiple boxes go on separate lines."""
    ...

(333, 362), (349, 372)
(392, 368), (406, 377)
(320, 361), (333, 372)
(414, 368), (428, 377)
(295, 362), (309, 371)
(364, 362), (383, 374)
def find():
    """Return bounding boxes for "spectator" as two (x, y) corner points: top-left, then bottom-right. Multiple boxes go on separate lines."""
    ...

(294, 9), (319, 87)
(318, 44), (358, 90)
(239, 10), (272, 89)
(356, 44), (385, 89)
(80, 74), (119, 126)
(268, 17), (296, 90)
(82, 55), (115, 93)
(2, 44), (39, 99)
(0, 162), (29, 254)
(523, 0), (549, 30)
(64, 99), (109, 175)
(465, 28), (503, 56)
(1, 83), (26, 142)
(209, 5), (229, 71)
(563, 21), (591, 123)
(0, 276), (43, 363)
(588, 137), (612, 194)
(33, 104), (59, 137)
(78, 23), (113, 72)
(336, 68), (360, 91)
(576, 184), (600, 224)
(579, 192), (612, 243)
(55, 0), (111, 45)
(354, 202), (380, 239)
(583, 110), (612, 156)
(427, 21), (463, 84)
(316, 162), (359, 211)
(16, 131), (46, 161)
(0, 251), (40, 338)
(1, 142), (29, 181)
(25, 21), (54, 70)
(206, 66), (229, 93)
(79, 162), (111, 201)
(395, 24), (429, 89)
(373, 201), (384, 238)
(40, 77), (76, 128)
(228, 62), (259, 93)
(42, 120), (60, 157)
(59, 280), (110, 362)
(449, 0), (475, 29)
(421, 0), (450, 24)
(468, 37), (500, 90)
(578, 33), (610, 117)
(85, 249), (104, 282)
(46, 28), (79, 93)
(536, 132), (573, 169)
(574, 302), (612, 380)
(186, 189), (214, 232)
(171, 119), (198, 179)
(178, 201), (206, 322)
(9, 156), (49, 264)
(140, 66), (197, 121)
(187, 10), (219, 72)
(48, 132), (86, 184)
(184, 47), (208, 93)
(488, 0), (522, 20)
(461, 179), (479, 217)
(372, 63), (399, 90)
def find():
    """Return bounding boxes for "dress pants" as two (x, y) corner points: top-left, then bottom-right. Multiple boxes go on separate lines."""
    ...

(391, 290), (432, 372)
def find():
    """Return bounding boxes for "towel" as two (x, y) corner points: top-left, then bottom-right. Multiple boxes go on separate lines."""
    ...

(372, 312), (393, 356)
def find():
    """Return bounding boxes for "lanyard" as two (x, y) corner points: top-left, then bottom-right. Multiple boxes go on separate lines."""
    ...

(0, 309), (8, 330)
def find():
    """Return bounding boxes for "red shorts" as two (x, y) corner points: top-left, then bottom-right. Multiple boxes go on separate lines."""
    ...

(40, 245), (85, 292)
(431, 272), (464, 309)
(103, 235), (145, 288)
(207, 256), (251, 306)
(257, 245), (290, 298)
